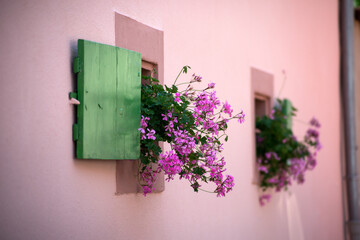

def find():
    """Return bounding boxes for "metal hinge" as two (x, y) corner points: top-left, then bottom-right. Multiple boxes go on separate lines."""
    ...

(69, 92), (80, 105)
(69, 92), (77, 99)
(73, 124), (79, 141)
(73, 57), (81, 73)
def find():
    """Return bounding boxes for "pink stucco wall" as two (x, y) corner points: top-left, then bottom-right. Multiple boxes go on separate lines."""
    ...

(0, 0), (342, 239)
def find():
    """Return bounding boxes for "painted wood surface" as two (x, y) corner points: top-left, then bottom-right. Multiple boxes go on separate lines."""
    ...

(75, 39), (141, 159)
(283, 99), (293, 130)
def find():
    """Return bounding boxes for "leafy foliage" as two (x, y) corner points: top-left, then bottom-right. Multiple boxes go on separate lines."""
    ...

(256, 99), (321, 205)
(355, 0), (360, 7)
(138, 67), (245, 196)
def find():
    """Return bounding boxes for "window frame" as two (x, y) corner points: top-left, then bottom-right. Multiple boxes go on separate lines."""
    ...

(251, 67), (274, 185)
(114, 13), (164, 195)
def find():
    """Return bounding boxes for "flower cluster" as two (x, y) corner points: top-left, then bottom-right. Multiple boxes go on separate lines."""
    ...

(139, 116), (156, 140)
(255, 99), (321, 205)
(139, 66), (245, 197)
(140, 165), (160, 196)
(159, 151), (183, 181)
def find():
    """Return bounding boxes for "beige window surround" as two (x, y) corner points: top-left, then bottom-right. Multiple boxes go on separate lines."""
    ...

(115, 13), (164, 194)
(251, 67), (274, 185)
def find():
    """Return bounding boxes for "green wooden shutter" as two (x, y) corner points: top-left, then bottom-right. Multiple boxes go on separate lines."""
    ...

(283, 99), (292, 130)
(73, 39), (141, 159)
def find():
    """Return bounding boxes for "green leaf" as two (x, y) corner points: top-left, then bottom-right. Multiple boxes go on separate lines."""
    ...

(193, 167), (206, 175)
(182, 65), (191, 74)
(172, 85), (178, 93)
(151, 77), (159, 83)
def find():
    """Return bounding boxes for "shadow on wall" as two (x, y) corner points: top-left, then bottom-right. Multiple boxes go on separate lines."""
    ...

(70, 39), (78, 159)
(285, 192), (305, 240)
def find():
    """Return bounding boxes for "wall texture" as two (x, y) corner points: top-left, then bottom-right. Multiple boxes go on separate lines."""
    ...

(0, 0), (342, 239)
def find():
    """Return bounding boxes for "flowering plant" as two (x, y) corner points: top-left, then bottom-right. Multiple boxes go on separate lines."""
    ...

(255, 99), (321, 206)
(138, 66), (245, 197)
